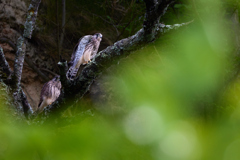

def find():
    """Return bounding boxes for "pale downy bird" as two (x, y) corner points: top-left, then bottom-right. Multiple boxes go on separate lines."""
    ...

(37, 76), (61, 113)
(67, 33), (102, 80)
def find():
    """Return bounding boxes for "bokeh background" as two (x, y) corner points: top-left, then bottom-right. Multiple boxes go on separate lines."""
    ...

(1, 0), (240, 159)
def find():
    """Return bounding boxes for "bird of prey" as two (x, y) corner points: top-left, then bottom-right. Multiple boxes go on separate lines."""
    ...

(67, 33), (102, 80)
(37, 75), (62, 113)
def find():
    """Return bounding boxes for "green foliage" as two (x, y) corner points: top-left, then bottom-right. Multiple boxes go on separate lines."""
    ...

(1, 0), (240, 159)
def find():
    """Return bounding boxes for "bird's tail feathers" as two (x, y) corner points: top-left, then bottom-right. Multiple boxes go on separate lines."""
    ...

(67, 66), (79, 80)
(37, 101), (45, 114)
(38, 102), (41, 108)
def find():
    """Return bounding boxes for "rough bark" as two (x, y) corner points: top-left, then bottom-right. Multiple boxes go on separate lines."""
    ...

(0, 45), (12, 80)
(13, 0), (41, 86)
(12, 36), (26, 89)
(58, 59), (70, 90)
(23, 0), (41, 39)
(143, 0), (175, 41)
(11, 0), (41, 118)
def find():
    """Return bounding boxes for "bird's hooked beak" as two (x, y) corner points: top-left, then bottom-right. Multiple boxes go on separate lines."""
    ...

(95, 33), (102, 41)
(98, 33), (102, 39)
(54, 75), (60, 81)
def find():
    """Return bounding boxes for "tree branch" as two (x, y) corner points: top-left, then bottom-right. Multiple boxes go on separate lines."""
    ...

(73, 29), (145, 96)
(11, 0), (41, 118)
(58, 60), (70, 89)
(20, 89), (34, 119)
(12, 0), (42, 87)
(23, 0), (41, 39)
(0, 37), (17, 51)
(12, 37), (27, 89)
(0, 45), (12, 80)
(158, 20), (194, 33)
(144, 0), (157, 11)
(39, 0), (195, 122)
(143, 0), (175, 41)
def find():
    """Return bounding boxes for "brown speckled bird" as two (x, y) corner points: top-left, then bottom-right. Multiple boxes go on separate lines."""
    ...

(67, 33), (102, 80)
(37, 76), (61, 113)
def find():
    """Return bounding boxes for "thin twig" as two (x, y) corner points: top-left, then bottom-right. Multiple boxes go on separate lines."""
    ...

(0, 45), (12, 79)
(158, 20), (194, 33)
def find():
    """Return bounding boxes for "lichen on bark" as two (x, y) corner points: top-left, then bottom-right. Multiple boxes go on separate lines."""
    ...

(12, 36), (26, 89)
(23, 0), (41, 39)
(0, 45), (12, 80)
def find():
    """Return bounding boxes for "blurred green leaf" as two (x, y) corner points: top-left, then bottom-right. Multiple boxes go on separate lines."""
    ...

(1, 0), (240, 159)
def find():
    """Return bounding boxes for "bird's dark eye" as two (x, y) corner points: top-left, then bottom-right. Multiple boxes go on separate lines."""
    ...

(98, 33), (102, 38)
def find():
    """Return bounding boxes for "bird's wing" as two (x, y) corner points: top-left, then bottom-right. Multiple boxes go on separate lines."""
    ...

(52, 80), (62, 100)
(67, 35), (92, 80)
(71, 35), (92, 67)
(70, 38), (81, 65)
(38, 80), (53, 107)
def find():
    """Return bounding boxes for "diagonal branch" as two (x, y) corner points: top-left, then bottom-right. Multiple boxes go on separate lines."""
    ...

(72, 19), (194, 97)
(73, 29), (145, 96)
(41, 0), (184, 120)
(44, 19), (195, 119)
(39, 0), (194, 120)
(159, 20), (194, 33)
